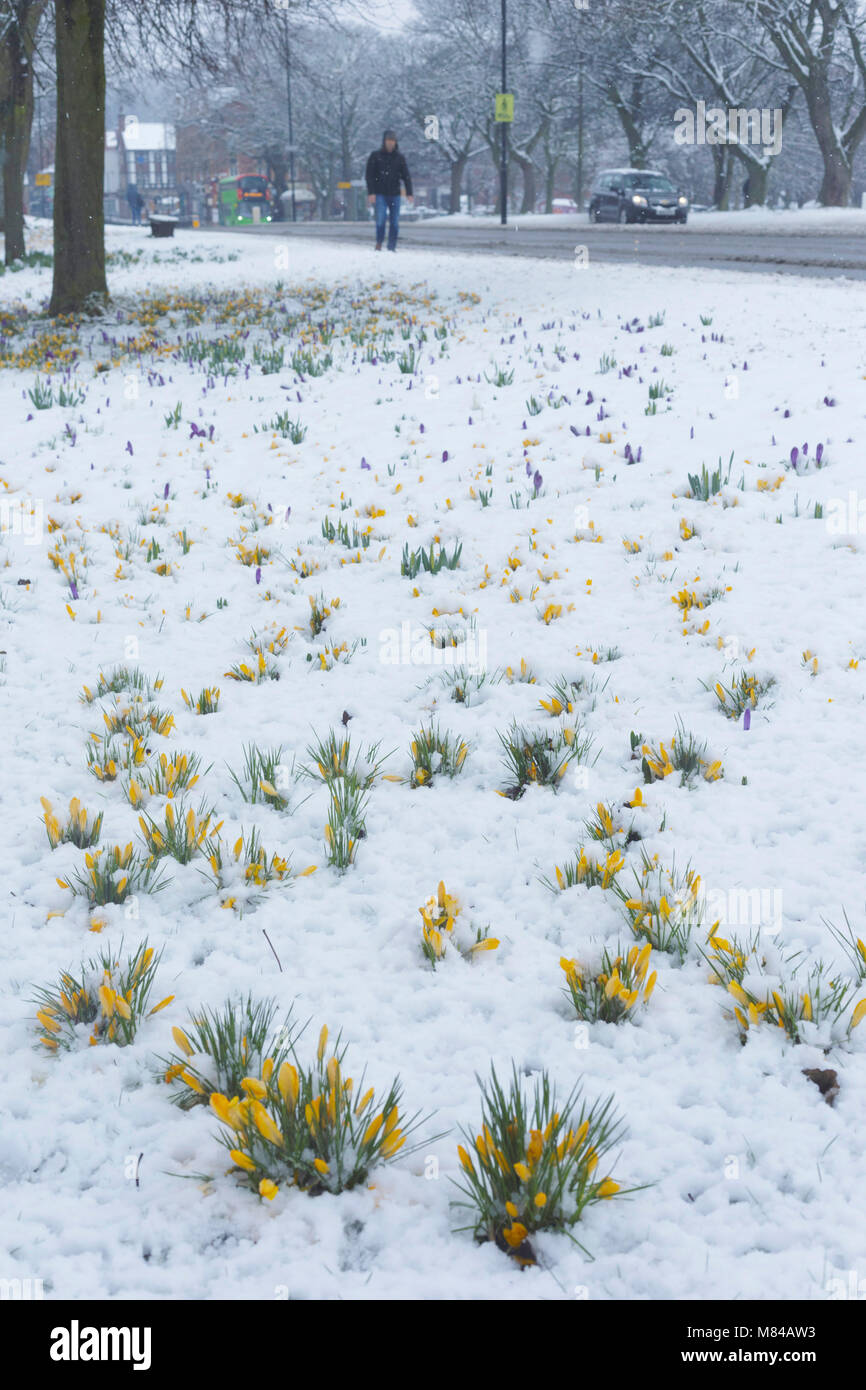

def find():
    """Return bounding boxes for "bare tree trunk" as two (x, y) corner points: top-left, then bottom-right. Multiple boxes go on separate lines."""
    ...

(544, 160), (555, 213)
(0, 2), (44, 260)
(3, 28), (30, 262)
(49, 0), (108, 315)
(809, 93), (852, 206)
(607, 80), (652, 167)
(720, 148), (734, 210)
(448, 153), (467, 212)
(728, 141), (771, 207)
(512, 151), (537, 213)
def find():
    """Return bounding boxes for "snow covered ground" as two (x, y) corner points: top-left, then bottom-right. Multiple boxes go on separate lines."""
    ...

(1, 222), (865, 1301)
(446, 205), (866, 234)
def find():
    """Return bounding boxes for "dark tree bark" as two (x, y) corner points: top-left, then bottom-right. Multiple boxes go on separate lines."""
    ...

(511, 149), (536, 214)
(0, 1), (45, 262)
(447, 153), (466, 212)
(49, 0), (108, 315)
(606, 78), (654, 167)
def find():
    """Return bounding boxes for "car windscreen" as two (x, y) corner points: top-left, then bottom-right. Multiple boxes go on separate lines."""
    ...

(622, 174), (676, 193)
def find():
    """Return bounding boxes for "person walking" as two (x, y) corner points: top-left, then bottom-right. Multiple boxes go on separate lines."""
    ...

(365, 129), (413, 251)
(127, 184), (144, 225)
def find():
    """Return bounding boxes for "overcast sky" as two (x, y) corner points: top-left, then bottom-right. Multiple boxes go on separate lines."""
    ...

(352, 0), (416, 31)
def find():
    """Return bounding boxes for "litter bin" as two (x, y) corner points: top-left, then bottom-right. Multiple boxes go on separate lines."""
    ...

(149, 215), (178, 238)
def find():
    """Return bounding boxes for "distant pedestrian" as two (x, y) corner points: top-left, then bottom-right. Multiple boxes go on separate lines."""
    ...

(127, 184), (144, 225)
(742, 176), (751, 208)
(365, 129), (413, 251)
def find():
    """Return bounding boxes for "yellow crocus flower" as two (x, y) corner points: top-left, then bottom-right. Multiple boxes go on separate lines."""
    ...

(172, 1026), (194, 1057)
(457, 1144), (475, 1174)
(278, 1062), (299, 1108)
(363, 1113), (384, 1145)
(355, 1086), (375, 1115)
(252, 1102), (284, 1147)
(382, 1129), (405, 1157)
(503, 1222), (528, 1248)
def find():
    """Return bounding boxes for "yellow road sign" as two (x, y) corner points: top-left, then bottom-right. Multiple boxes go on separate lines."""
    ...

(495, 93), (514, 123)
(337, 181), (352, 189)
(35, 172), (52, 187)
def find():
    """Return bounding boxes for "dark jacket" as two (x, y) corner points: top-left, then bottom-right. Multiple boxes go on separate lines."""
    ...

(365, 137), (412, 198)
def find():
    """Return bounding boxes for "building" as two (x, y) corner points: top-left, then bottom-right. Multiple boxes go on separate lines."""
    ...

(105, 117), (177, 220)
(176, 103), (268, 223)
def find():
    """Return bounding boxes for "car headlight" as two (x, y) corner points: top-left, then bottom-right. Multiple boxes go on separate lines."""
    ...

(678, 196), (688, 205)
(631, 195), (647, 206)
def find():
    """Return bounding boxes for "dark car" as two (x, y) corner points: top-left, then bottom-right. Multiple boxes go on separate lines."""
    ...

(589, 169), (689, 224)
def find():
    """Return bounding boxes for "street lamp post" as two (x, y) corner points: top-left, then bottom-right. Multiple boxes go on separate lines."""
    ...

(576, 55), (584, 213)
(500, 0), (507, 225)
(284, 13), (297, 222)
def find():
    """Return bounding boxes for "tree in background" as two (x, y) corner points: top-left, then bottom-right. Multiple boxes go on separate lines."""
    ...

(733, 0), (866, 206)
(0, 1), (48, 262)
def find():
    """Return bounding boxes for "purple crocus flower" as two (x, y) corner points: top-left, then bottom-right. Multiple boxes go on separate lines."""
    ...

(533, 471), (543, 493)
(125, 440), (133, 455)
(69, 580), (78, 600)
(442, 450), (448, 462)
(816, 443), (824, 465)
(255, 568), (262, 585)
(164, 482), (170, 498)
(743, 709), (751, 731)
(790, 447), (799, 468)
(361, 457), (370, 470)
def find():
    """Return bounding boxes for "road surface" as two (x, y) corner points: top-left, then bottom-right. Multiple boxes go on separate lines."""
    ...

(204, 217), (866, 279)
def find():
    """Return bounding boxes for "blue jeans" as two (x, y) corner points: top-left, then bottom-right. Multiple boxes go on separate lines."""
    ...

(375, 194), (400, 249)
